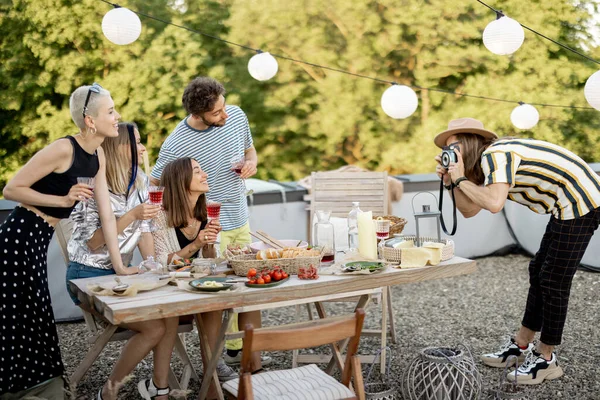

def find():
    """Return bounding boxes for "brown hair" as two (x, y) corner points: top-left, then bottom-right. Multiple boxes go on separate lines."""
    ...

(182, 77), (226, 116)
(161, 157), (207, 228)
(453, 133), (495, 185)
(102, 122), (143, 195)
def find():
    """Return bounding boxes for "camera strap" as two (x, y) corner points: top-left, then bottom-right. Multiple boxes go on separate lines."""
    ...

(438, 180), (457, 235)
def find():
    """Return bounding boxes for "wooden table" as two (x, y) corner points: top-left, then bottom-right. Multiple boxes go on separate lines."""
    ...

(70, 256), (476, 399)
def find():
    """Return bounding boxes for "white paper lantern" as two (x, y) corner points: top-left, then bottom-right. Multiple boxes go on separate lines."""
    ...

(248, 52), (278, 81)
(584, 70), (600, 110)
(381, 85), (418, 119)
(482, 15), (524, 55)
(511, 103), (539, 129)
(102, 7), (142, 45)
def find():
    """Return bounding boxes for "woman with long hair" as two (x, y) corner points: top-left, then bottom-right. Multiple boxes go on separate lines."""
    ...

(65, 122), (178, 400)
(153, 158), (264, 395)
(0, 84), (126, 399)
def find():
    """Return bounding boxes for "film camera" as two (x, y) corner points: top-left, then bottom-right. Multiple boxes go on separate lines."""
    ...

(440, 144), (459, 168)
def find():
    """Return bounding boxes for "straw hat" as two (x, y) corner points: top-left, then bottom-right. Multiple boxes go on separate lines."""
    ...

(434, 118), (498, 148)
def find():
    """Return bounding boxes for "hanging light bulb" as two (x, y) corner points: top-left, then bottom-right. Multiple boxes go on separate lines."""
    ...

(248, 51), (278, 81)
(102, 7), (142, 45)
(381, 84), (418, 119)
(584, 70), (600, 110)
(482, 14), (524, 55)
(511, 102), (539, 129)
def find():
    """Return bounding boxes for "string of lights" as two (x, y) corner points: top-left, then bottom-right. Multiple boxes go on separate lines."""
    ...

(97, 0), (600, 127)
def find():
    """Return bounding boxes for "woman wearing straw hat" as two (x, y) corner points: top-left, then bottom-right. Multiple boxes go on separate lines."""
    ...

(434, 117), (600, 385)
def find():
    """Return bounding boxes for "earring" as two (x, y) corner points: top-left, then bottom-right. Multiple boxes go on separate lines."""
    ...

(88, 127), (97, 135)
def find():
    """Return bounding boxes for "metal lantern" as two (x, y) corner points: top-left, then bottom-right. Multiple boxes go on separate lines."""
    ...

(402, 346), (482, 400)
(412, 192), (441, 247)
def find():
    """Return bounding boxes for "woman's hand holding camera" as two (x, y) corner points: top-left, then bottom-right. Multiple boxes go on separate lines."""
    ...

(435, 155), (452, 187)
(194, 219), (222, 247)
(446, 147), (465, 183)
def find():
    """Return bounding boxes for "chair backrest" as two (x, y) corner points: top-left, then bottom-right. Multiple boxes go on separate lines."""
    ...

(240, 309), (365, 394)
(310, 171), (388, 230)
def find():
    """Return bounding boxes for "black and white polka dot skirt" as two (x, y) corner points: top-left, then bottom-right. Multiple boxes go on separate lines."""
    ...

(0, 206), (65, 395)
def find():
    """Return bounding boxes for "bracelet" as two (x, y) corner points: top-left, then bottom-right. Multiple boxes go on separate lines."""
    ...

(454, 177), (469, 187)
(444, 182), (454, 190)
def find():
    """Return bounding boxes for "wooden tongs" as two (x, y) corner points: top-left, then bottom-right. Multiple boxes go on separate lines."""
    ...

(250, 230), (286, 249)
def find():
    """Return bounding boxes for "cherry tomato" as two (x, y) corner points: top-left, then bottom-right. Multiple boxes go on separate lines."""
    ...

(248, 278), (256, 284)
(273, 271), (282, 281)
(247, 268), (257, 278)
(263, 274), (272, 283)
(268, 270), (276, 278)
(256, 277), (265, 285)
(281, 271), (288, 279)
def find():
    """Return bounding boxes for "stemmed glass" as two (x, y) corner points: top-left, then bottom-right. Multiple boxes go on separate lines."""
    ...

(374, 218), (391, 256)
(230, 155), (254, 196)
(205, 201), (221, 245)
(77, 177), (95, 225)
(140, 186), (164, 232)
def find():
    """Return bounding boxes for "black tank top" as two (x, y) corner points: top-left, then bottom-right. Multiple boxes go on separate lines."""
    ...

(30, 136), (100, 218)
(175, 219), (208, 259)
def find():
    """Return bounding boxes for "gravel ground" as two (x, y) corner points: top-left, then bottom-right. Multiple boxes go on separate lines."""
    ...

(58, 254), (600, 399)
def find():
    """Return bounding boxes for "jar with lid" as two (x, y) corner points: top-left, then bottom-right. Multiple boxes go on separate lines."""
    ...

(312, 210), (336, 263)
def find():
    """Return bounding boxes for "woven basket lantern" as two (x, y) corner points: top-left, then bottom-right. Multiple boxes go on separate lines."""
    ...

(487, 355), (529, 400)
(402, 346), (482, 400)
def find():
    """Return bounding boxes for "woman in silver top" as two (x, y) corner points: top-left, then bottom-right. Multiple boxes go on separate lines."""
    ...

(65, 123), (177, 400)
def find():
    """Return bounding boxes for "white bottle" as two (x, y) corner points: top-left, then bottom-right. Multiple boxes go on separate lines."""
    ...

(347, 202), (362, 252)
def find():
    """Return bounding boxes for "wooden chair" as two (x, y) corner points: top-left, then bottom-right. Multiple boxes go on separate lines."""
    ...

(305, 171), (397, 358)
(54, 219), (199, 389)
(222, 309), (366, 400)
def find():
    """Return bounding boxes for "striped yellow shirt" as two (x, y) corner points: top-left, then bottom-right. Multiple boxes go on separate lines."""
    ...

(481, 139), (600, 220)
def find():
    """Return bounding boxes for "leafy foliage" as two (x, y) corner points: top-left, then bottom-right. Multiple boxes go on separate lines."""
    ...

(1, 0), (599, 191)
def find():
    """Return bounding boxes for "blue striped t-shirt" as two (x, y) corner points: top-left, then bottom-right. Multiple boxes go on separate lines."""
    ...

(151, 105), (254, 231)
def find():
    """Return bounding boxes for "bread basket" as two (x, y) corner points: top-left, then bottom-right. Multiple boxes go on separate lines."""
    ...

(379, 235), (454, 264)
(227, 254), (322, 276)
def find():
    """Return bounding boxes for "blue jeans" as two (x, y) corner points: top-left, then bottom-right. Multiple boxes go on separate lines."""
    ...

(66, 261), (115, 305)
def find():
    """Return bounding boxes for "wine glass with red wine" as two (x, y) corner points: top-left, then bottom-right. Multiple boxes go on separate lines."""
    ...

(140, 186), (164, 232)
(230, 155), (254, 196)
(374, 218), (391, 255)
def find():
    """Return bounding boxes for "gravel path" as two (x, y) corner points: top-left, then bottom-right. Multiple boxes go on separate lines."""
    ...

(58, 254), (600, 399)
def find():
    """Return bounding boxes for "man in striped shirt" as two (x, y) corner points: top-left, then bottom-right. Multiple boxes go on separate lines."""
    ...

(434, 118), (600, 385)
(151, 76), (265, 374)
(151, 76), (257, 251)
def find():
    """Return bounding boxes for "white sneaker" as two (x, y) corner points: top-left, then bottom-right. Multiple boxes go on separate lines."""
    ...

(481, 337), (534, 368)
(506, 351), (564, 385)
(137, 378), (169, 399)
(223, 352), (273, 367)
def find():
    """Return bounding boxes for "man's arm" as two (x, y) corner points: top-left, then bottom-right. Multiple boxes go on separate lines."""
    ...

(241, 146), (258, 179)
(150, 147), (178, 186)
(447, 147), (510, 216)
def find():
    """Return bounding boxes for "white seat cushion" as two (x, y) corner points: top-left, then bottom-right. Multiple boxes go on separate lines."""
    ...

(222, 364), (355, 400)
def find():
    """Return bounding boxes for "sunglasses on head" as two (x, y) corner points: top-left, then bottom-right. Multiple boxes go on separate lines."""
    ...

(82, 82), (103, 118)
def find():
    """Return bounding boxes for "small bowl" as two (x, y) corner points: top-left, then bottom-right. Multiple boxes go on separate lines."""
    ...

(249, 240), (308, 253)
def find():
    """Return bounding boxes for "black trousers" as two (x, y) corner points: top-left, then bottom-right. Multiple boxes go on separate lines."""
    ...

(522, 207), (600, 346)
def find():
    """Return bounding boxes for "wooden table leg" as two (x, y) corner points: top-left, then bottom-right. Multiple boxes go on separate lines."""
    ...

(324, 294), (371, 375)
(313, 302), (345, 374)
(196, 310), (233, 400)
(71, 324), (118, 386)
(380, 286), (388, 374)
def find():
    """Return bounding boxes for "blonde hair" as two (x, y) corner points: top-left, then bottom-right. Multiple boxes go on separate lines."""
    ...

(69, 84), (111, 130)
(102, 122), (144, 195)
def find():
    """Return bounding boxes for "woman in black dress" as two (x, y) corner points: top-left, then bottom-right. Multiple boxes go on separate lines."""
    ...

(0, 83), (129, 399)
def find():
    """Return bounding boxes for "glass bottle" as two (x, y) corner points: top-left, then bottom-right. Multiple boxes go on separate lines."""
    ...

(347, 202), (362, 252)
(312, 210), (336, 263)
